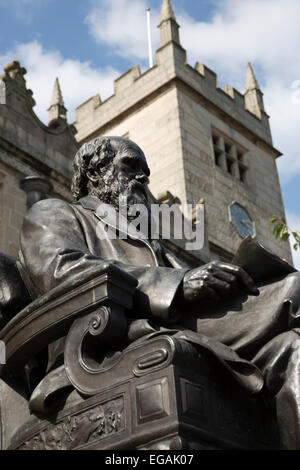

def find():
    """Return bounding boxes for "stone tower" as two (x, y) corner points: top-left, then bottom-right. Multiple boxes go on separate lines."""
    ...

(74, 0), (291, 265)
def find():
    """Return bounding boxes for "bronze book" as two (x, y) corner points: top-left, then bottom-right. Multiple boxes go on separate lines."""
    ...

(232, 236), (296, 283)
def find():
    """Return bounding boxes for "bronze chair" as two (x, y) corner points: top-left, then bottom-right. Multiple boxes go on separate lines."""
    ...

(0, 262), (281, 450)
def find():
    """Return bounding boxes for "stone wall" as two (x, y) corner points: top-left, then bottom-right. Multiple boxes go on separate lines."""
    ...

(0, 61), (78, 259)
(0, 163), (26, 258)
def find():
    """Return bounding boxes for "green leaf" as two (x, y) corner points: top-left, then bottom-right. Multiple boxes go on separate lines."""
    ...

(293, 232), (300, 243)
(279, 225), (287, 241)
(269, 216), (279, 225)
(281, 232), (290, 242)
(273, 223), (283, 239)
(294, 243), (299, 251)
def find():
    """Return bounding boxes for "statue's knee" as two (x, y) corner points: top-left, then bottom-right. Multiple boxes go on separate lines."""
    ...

(289, 338), (300, 366)
(286, 271), (300, 286)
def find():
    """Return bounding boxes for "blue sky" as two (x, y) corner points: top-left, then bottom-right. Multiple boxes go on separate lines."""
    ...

(0, 0), (299, 264)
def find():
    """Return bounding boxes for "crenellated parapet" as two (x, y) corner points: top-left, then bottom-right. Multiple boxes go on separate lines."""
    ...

(114, 65), (141, 95)
(176, 60), (272, 146)
(75, 3), (274, 152)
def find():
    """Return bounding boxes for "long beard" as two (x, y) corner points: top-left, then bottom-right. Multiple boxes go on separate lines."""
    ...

(88, 170), (121, 209)
(121, 182), (153, 239)
(89, 178), (152, 239)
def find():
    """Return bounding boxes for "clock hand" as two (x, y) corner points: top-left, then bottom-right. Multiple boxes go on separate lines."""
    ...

(241, 219), (252, 229)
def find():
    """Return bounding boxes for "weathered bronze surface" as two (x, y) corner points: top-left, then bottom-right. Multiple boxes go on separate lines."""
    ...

(0, 136), (300, 450)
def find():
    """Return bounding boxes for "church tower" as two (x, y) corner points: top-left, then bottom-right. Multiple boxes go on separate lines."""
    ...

(74, 0), (291, 266)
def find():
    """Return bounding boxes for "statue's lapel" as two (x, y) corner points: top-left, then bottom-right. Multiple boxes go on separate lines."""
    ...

(77, 196), (155, 253)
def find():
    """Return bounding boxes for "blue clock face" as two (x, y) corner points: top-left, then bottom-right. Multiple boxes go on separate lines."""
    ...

(229, 203), (255, 238)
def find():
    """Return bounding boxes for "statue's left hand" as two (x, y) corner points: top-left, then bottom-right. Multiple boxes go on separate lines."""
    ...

(182, 260), (259, 303)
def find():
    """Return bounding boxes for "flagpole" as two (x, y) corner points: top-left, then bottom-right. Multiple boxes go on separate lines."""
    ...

(146, 8), (153, 68)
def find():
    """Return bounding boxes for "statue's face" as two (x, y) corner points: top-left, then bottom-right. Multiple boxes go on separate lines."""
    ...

(112, 141), (150, 208)
(86, 138), (151, 214)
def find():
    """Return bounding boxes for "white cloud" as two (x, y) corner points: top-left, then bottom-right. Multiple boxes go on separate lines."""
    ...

(85, 0), (300, 183)
(264, 81), (300, 183)
(179, 0), (300, 78)
(0, 41), (121, 124)
(85, 0), (160, 63)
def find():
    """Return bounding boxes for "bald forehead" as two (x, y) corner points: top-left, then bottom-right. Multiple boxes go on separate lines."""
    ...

(111, 138), (150, 176)
(110, 137), (144, 155)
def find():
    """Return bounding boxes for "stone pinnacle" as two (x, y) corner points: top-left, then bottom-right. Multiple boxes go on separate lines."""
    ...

(50, 77), (65, 107)
(160, 0), (176, 23)
(246, 62), (260, 91)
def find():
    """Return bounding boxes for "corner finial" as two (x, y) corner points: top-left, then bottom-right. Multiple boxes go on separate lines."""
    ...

(48, 77), (67, 127)
(160, 0), (176, 23)
(245, 62), (265, 119)
(246, 62), (260, 91)
(50, 77), (65, 107)
(158, 0), (181, 48)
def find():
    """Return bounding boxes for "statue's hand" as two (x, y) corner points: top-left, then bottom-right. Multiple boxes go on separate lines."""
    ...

(183, 261), (259, 303)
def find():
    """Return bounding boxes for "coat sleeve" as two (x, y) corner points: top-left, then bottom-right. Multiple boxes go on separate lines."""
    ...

(20, 199), (188, 324)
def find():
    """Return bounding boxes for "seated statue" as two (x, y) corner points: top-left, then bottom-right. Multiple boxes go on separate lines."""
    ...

(17, 136), (300, 449)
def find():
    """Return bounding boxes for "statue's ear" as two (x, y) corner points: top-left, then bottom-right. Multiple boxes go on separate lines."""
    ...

(86, 169), (98, 184)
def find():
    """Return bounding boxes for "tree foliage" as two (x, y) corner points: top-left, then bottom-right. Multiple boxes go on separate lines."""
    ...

(270, 216), (300, 251)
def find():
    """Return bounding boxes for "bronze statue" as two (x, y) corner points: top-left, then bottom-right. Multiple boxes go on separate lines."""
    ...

(12, 137), (300, 449)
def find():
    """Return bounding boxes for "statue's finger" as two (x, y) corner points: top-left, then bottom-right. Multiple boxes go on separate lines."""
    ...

(204, 286), (220, 302)
(207, 276), (232, 295)
(237, 267), (259, 295)
(212, 267), (237, 284)
(217, 263), (259, 296)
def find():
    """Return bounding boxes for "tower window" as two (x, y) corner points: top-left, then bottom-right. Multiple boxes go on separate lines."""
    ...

(212, 134), (220, 148)
(214, 148), (223, 167)
(239, 167), (247, 183)
(211, 131), (248, 183)
(226, 156), (235, 175)
(225, 142), (232, 155)
(237, 151), (243, 162)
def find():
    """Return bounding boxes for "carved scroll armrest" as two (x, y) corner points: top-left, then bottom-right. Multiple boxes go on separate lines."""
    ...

(0, 263), (137, 377)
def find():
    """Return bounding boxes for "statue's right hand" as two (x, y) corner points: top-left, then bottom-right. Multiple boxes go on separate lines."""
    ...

(183, 260), (259, 303)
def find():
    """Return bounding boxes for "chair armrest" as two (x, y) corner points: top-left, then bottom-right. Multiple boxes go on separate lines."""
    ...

(0, 263), (137, 376)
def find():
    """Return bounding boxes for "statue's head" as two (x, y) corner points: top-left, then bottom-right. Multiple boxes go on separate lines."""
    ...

(72, 136), (150, 211)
